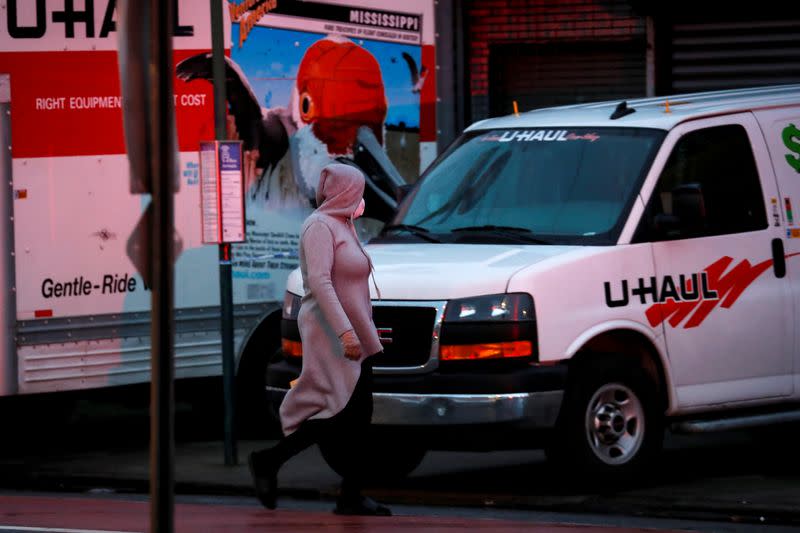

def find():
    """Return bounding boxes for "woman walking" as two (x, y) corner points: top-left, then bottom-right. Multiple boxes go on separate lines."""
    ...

(248, 163), (390, 516)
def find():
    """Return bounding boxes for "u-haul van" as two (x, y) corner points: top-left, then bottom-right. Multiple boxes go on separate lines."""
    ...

(0, 0), (438, 422)
(274, 85), (800, 476)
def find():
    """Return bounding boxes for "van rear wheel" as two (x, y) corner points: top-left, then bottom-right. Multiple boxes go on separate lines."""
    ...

(550, 360), (663, 482)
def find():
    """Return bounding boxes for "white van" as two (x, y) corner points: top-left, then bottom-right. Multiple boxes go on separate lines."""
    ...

(271, 84), (800, 478)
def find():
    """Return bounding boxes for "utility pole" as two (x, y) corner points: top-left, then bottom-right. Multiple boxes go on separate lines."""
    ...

(117, 1), (179, 530)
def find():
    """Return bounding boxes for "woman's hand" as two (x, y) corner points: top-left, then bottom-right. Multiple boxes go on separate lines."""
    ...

(340, 330), (362, 361)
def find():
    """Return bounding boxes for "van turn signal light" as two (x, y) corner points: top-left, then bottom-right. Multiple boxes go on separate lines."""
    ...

(440, 341), (532, 361)
(282, 339), (303, 358)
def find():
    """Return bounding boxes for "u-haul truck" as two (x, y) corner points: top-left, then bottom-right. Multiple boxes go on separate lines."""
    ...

(0, 0), (438, 416)
(274, 85), (800, 477)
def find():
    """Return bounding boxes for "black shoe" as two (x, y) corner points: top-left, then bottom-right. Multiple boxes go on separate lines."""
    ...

(333, 495), (392, 516)
(248, 451), (278, 509)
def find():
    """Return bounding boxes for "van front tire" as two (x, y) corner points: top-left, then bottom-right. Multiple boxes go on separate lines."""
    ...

(550, 360), (663, 483)
(320, 427), (427, 482)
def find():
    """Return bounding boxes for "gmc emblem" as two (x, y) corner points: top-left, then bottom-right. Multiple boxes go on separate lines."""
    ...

(377, 327), (393, 345)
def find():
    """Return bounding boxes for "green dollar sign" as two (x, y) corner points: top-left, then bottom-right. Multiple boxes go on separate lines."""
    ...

(783, 123), (800, 173)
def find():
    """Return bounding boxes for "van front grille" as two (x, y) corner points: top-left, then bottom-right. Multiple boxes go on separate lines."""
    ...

(370, 306), (437, 368)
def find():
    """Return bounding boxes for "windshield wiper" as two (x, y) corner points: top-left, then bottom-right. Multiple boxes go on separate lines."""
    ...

(383, 223), (440, 243)
(450, 225), (550, 244)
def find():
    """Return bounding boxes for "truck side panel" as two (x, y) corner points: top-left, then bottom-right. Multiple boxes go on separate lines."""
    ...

(1, 0), (438, 395)
(0, 2), (228, 395)
(12, 154), (220, 319)
(0, 74), (16, 396)
(15, 305), (268, 394)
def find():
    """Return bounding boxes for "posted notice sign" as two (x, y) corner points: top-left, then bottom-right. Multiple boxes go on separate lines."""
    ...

(199, 140), (246, 244)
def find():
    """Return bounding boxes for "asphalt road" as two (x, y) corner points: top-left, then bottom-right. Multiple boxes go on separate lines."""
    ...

(0, 492), (796, 533)
(1, 380), (799, 528)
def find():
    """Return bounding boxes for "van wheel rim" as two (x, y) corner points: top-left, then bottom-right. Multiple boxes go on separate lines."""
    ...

(584, 383), (645, 466)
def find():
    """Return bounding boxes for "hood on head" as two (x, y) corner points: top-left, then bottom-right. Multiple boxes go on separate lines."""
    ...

(315, 163), (365, 218)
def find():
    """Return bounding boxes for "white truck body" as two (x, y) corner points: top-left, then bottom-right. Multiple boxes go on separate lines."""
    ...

(0, 0), (437, 397)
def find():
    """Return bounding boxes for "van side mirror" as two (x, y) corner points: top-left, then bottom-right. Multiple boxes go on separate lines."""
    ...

(652, 183), (706, 237)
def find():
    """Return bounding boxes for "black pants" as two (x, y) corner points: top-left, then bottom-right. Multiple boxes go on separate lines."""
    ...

(255, 359), (374, 499)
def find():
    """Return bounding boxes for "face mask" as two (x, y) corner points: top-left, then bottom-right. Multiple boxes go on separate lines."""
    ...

(353, 198), (366, 219)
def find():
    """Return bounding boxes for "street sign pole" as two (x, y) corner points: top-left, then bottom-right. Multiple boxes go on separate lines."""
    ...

(219, 242), (236, 466)
(210, 0), (238, 467)
(150, 0), (177, 530)
(118, 0), (180, 530)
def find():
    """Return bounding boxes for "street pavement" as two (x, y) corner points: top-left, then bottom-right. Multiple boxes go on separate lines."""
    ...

(0, 492), (794, 533)
(1, 387), (799, 529)
(1, 436), (799, 528)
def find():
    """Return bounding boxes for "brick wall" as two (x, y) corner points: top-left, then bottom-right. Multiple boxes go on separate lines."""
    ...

(466, 0), (645, 120)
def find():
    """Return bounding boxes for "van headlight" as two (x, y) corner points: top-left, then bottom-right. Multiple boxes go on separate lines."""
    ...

(440, 293), (536, 361)
(444, 293), (533, 322)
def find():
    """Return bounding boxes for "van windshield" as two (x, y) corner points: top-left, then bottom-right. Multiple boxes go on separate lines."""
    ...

(383, 127), (664, 245)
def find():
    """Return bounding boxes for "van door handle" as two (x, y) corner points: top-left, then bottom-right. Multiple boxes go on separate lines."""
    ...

(772, 238), (786, 278)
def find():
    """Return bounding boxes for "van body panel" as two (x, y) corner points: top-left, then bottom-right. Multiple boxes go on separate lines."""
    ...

(506, 243), (659, 362)
(754, 106), (800, 401)
(281, 86), (800, 463)
(288, 243), (584, 301)
(636, 113), (793, 407)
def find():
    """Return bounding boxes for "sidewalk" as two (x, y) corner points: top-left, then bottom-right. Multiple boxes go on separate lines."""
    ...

(2, 438), (799, 526)
(0, 493), (713, 533)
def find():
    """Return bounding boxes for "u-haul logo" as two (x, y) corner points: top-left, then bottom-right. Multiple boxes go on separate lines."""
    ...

(2, 0), (194, 42)
(491, 130), (601, 143)
(0, 0), (205, 52)
(604, 256), (776, 329)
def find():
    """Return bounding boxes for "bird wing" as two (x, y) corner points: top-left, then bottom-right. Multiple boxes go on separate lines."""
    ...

(176, 53), (288, 174)
(401, 52), (419, 85)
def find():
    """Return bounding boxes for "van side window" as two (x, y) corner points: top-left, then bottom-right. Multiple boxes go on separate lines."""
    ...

(636, 124), (767, 241)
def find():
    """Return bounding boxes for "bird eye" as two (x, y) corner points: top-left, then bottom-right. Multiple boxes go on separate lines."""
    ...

(299, 92), (315, 121)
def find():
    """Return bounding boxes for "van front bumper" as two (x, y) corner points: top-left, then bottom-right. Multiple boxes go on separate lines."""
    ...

(373, 389), (563, 427)
(265, 360), (566, 429)
(265, 387), (563, 427)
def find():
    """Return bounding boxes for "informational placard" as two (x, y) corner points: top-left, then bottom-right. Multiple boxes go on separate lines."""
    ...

(199, 141), (221, 243)
(199, 140), (246, 244)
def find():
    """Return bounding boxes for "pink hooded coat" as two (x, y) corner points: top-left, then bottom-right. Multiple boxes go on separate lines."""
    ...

(279, 163), (383, 435)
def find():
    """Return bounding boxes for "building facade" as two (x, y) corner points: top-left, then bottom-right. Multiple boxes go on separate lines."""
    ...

(434, 0), (800, 145)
